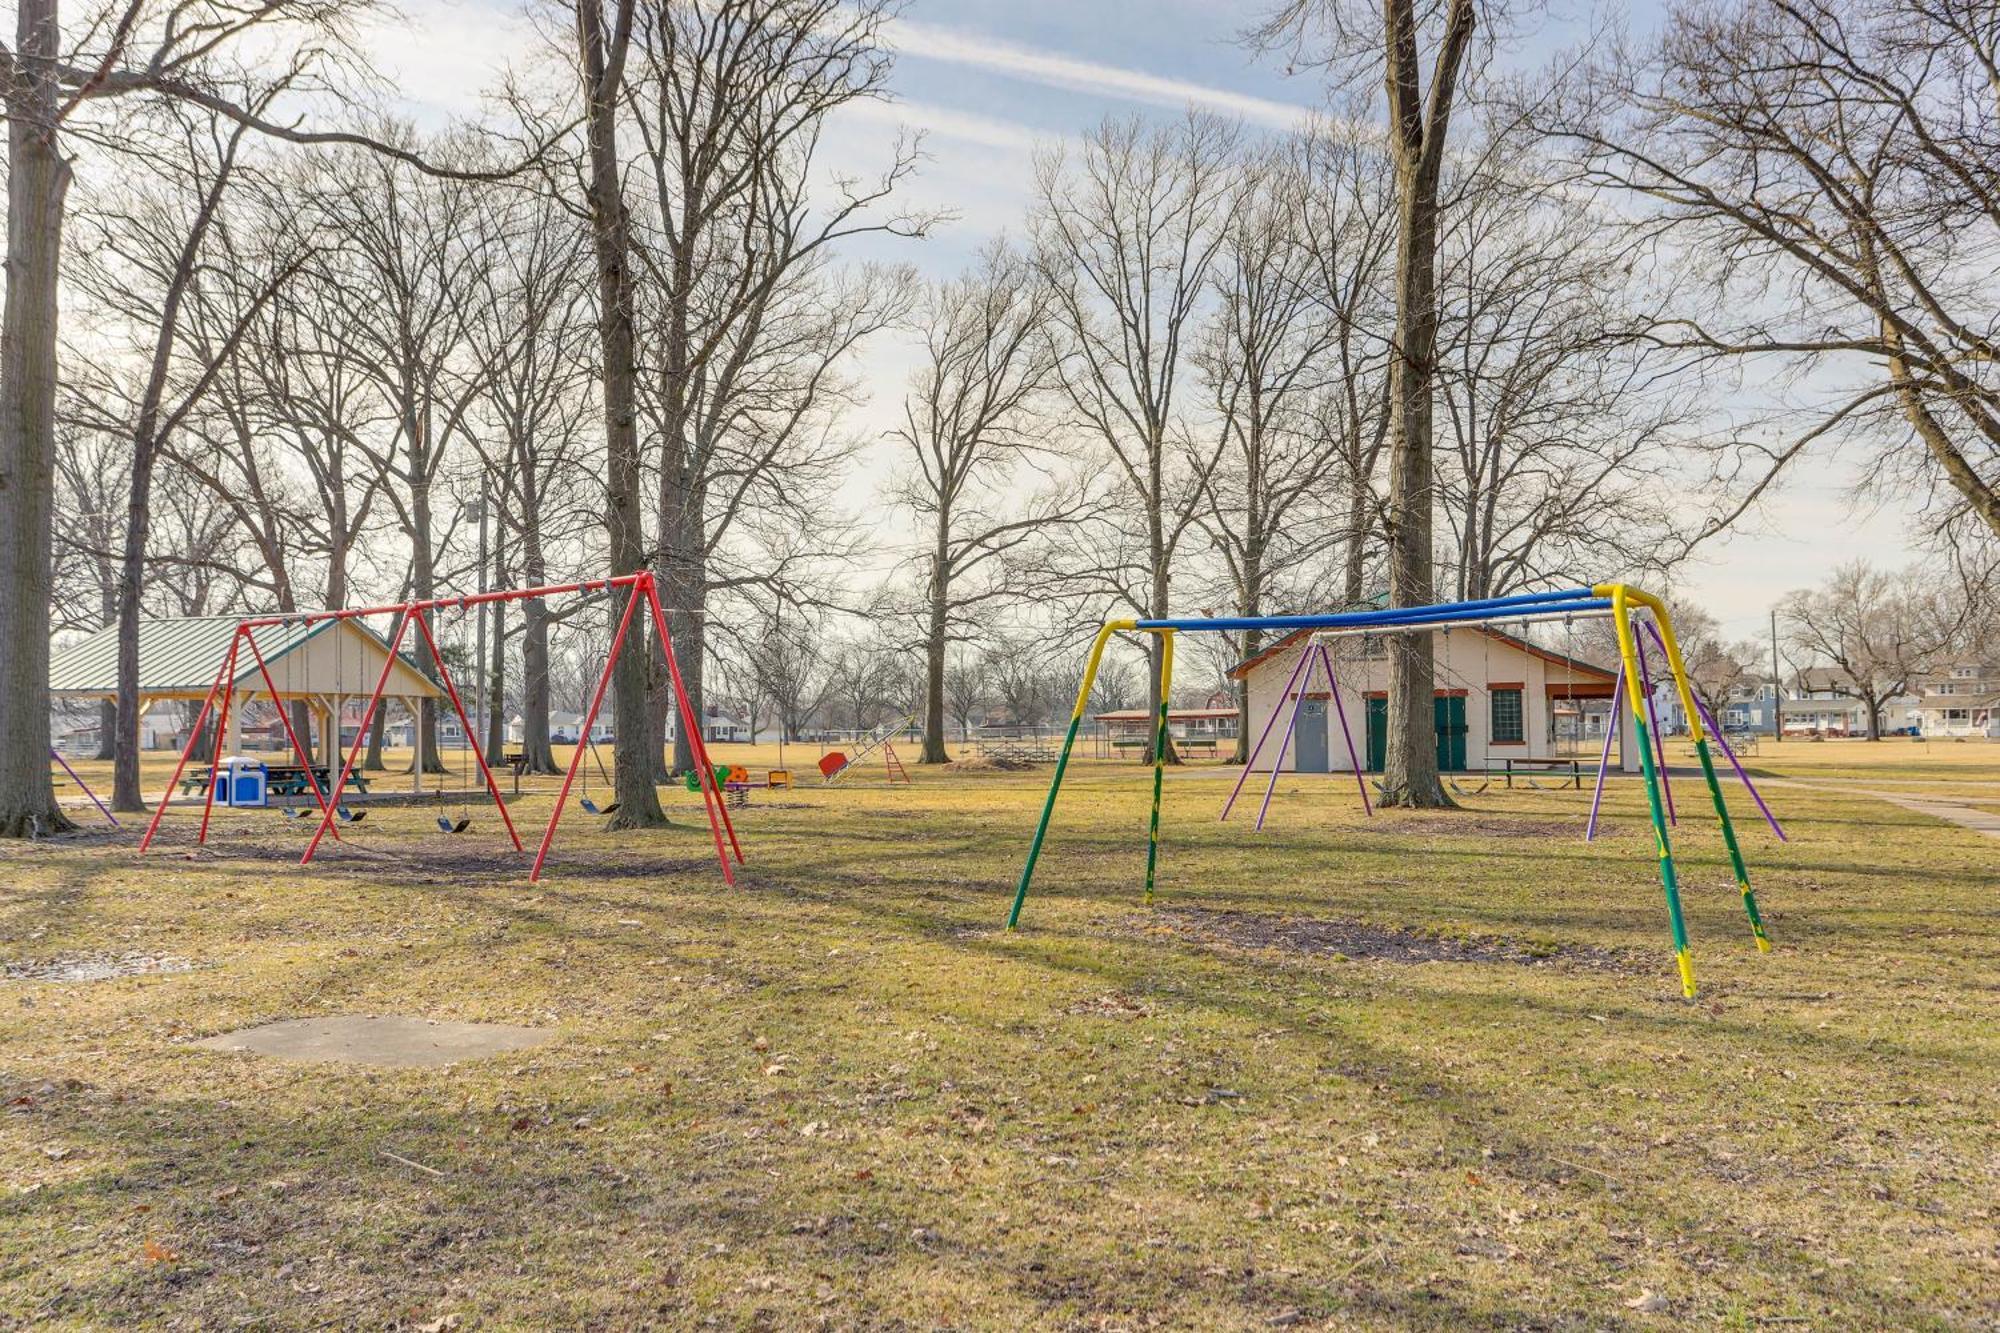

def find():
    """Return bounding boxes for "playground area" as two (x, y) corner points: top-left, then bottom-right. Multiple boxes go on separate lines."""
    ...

(3, 738), (1994, 1328)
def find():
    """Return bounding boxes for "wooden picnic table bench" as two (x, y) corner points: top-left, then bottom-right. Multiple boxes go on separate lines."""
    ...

(179, 764), (371, 798)
(1485, 756), (1586, 789)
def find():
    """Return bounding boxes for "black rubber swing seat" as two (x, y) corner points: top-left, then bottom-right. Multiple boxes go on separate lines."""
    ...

(579, 798), (619, 816)
(436, 816), (472, 833)
(336, 806), (365, 823)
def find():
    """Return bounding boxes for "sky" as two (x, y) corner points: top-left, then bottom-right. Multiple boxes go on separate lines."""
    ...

(364, 0), (1925, 644)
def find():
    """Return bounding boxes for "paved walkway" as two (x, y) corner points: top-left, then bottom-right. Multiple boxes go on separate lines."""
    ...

(1764, 778), (2000, 842)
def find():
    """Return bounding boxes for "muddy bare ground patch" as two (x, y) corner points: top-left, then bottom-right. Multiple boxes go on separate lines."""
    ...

(125, 828), (725, 884)
(1350, 814), (1597, 840)
(1137, 905), (1636, 971)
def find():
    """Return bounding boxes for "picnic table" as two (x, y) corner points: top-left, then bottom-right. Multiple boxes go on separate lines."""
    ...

(179, 763), (371, 798)
(1487, 756), (1586, 789)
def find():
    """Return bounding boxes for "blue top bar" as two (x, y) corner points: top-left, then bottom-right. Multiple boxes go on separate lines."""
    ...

(1135, 588), (1605, 634)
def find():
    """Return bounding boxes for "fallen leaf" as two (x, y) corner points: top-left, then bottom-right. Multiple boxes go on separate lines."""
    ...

(1624, 1289), (1668, 1314)
(142, 1238), (178, 1264)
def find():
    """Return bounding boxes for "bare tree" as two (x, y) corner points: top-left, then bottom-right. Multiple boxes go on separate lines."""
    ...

(1659, 601), (1761, 721)
(64, 94), (305, 809)
(1535, 0), (2000, 551)
(889, 240), (1067, 763)
(459, 184), (597, 775)
(306, 130), (506, 775)
(567, 0), (670, 826)
(51, 427), (129, 757)
(1289, 115), (1399, 606)
(747, 602), (830, 743)
(1254, 0), (1484, 806)
(624, 0), (929, 776)
(942, 650), (988, 744)
(1193, 143), (1344, 761)
(0, 0), (530, 835)
(1033, 113), (1238, 762)
(1783, 560), (1968, 740)
(1432, 129), (1700, 600)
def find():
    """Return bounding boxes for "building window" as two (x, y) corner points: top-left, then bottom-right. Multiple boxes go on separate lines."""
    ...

(1490, 687), (1524, 744)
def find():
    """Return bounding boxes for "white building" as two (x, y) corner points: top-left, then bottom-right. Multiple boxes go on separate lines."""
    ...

(1916, 661), (2000, 738)
(1231, 627), (1638, 774)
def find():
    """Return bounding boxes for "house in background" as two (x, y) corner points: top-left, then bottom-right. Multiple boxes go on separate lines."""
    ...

(1229, 627), (1637, 774)
(1916, 660), (2000, 738)
(1783, 668), (1922, 736)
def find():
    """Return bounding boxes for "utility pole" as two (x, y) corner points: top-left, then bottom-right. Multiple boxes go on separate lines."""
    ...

(1769, 607), (1783, 744)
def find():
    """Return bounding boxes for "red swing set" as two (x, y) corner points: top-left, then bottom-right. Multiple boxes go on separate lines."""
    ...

(136, 571), (743, 884)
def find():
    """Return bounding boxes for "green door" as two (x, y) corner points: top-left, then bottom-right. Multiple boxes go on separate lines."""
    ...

(1434, 695), (1468, 772)
(1369, 695), (1466, 772)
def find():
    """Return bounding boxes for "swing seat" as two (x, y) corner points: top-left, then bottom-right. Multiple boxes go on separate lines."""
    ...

(1448, 777), (1490, 797)
(436, 815), (472, 834)
(281, 805), (307, 820)
(337, 805), (365, 823)
(581, 798), (620, 816)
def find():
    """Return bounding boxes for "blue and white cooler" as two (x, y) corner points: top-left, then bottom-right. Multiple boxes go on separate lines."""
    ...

(212, 756), (269, 808)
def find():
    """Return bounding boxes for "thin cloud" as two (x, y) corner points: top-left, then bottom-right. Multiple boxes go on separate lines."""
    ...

(884, 17), (1316, 131)
(838, 97), (1044, 153)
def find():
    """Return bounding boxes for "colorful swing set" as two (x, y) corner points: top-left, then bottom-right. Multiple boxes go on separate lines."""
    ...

(1007, 584), (1774, 1000)
(135, 571), (743, 885)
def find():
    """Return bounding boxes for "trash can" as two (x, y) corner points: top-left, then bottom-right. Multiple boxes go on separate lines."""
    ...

(212, 756), (269, 808)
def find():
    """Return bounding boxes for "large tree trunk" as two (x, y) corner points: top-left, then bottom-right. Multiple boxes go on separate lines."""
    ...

(921, 539), (949, 764)
(1152, 452), (1176, 764)
(0, 0), (76, 837)
(517, 518), (558, 773)
(659, 482), (704, 777)
(521, 594), (557, 773)
(484, 594), (507, 765)
(1378, 175), (1450, 807)
(579, 0), (668, 828)
(406, 475), (446, 773)
(1374, 0), (1474, 811)
(110, 432), (162, 811)
(365, 705), (387, 770)
(1232, 536), (1263, 766)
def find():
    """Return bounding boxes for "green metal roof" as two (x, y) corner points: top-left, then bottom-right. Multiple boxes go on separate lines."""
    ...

(48, 615), (439, 698)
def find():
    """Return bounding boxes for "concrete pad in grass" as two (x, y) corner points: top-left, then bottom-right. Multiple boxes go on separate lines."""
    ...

(196, 1015), (551, 1068)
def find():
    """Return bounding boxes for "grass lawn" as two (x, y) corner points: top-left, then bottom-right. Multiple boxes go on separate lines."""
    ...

(3, 741), (1995, 1328)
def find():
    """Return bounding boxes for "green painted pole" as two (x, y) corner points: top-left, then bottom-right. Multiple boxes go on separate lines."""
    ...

(1143, 629), (1175, 905)
(1598, 587), (1697, 999)
(1008, 622), (1126, 929)
(1695, 738), (1771, 951)
(1634, 713), (1695, 999)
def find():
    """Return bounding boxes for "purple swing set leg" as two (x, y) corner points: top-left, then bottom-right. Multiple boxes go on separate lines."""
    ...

(1256, 644), (1327, 830)
(1641, 620), (1787, 842)
(49, 748), (118, 828)
(1220, 639), (1315, 822)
